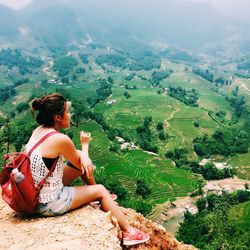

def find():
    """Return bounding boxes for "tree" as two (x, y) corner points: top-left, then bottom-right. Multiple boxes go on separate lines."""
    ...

(16, 102), (29, 113)
(136, 179), (151, 198)
(124, 91), (131, 99)
(71, 100), (89, 127)
(196, 198), (207, 212)
(156, 121), (164, 131)
(194, 120), (199, 128)
(133, 200), (152, 216)
(158, 131), (166, 141)
(107, 76), (114, 84)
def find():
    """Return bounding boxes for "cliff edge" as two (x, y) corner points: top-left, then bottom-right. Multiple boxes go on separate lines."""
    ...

(0, 196), (195, 250)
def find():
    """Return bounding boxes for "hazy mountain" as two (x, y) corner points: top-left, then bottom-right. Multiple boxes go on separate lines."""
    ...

(0, 5), (19, 39)
(0, 0), (250, 59)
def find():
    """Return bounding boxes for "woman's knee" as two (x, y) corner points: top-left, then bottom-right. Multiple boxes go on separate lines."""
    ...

(95, 184), (109, 198)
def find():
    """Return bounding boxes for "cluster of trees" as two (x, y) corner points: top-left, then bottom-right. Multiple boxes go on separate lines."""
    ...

(75, 67), (86, 74)
(195, 162), (235, 180)
(214, 77), (232, 86)
(151, 70), (172, 86)
(95, 79), (112, 103)
(165, 148), (236, 180)
(156, 121), (167, 141)
(136, 116), (158, 153)
(168, 87), (199, 107)
(193, 127), (249, 157)
(226, 95), (246, 118)
(125, 73), (135, 81)
(136, 179), (151, 198)
(0, 117), (36, 163)
(165, 148), (188, 168)
(79, 53), (89, 64)
(16, 102), (29, 114)
(123, 91), (131, 99)
(53, 56), (78, 77)
(237, 59), (250, 70)
(127, 57), (161, 71)
(0, 86), (16, 102)
(177, 191), (250, 249)
(96, 54), (127, 68)
(215, 110), (226, 120)
(0, 48), (43, 75)
(96, 53), (161, 71)
(86, 79), (114, 107)
(192, 68), (214, 82)
(14, 78), (29, 87)
(196, 190), (250, 213)
(124, 84), (137, 90)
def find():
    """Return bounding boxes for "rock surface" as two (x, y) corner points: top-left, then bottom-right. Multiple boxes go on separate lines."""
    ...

(0, 197), (195, 250)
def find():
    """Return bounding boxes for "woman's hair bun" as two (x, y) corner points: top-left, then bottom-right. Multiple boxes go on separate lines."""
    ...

(32, 98), (43, 111)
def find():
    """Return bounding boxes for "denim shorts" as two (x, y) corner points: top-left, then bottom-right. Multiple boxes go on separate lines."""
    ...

(35, 186), (75, 216)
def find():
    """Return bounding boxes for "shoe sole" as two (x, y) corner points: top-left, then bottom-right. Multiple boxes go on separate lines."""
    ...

(123, 236), (150, 246)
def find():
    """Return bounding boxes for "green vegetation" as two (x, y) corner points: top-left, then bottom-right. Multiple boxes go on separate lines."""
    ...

(151, 70), (172, 85)
(95, 53), (161, 71)
(53, 55), (78, 77)
(193, 127), (249, 157)
(0, 86), (16, 103)
(79, 53), (89, 64)
(96, 54), (127, 68)
(177, 191), (250, 249)
(136, 116), (158, 153)
(0, 43), (249, 231)
(0, 48), (43, 75)
(69, 120), (198, 215)
(226, 95), (246, 118)
(192, 68), (214, 82)
(168, 87), (199, 107)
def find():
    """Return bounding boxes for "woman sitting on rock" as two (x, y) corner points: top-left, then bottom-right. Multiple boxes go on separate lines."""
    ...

(26, 93), (150, 246)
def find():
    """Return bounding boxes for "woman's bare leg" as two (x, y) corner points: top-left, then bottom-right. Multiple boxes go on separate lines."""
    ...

(63, 164), (96, 186)
(69, 184), (130, 231)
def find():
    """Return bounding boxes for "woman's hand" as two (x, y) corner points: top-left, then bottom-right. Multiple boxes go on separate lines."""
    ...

(80, 131), (92, 144)
(80, 155), (94, 178)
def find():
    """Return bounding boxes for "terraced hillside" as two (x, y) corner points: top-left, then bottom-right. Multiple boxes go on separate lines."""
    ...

(70, 120), (198, 209)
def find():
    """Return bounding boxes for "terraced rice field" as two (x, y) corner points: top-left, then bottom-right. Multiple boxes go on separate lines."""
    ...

(230, 200), (250, 229)
(70, 120), (198, 207)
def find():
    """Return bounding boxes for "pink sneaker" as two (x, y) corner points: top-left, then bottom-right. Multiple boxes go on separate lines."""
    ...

(123, 227), (150, 246)
(110, 193), (117, 201)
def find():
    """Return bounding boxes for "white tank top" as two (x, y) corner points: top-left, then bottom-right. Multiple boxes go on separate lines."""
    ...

(25, 136), (64, 204)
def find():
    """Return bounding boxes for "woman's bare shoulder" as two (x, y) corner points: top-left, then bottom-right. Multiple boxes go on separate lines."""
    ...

(53, 132), (72, 144)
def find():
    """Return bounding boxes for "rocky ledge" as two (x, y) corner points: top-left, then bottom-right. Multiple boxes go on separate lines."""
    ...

(0, 197), (195, 250)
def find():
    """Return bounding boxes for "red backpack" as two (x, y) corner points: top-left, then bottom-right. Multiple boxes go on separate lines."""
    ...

(0, 131), (58, 213)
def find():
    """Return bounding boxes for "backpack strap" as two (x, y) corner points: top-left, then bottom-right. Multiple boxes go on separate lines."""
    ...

(28, 131), (59, 155)
(28, 130), (59, 191)
(36, 157), (59, 192)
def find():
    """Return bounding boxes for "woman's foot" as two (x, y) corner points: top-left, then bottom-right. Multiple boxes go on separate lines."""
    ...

(123, 227), (150, 246)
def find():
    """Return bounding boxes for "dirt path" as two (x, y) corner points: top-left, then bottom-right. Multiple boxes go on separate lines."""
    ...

(235, 78), (250, 94)
(42, 59), (54, 78)
(165, 104), (180, 129)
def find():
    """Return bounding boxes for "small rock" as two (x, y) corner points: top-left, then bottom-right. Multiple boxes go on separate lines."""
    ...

(56, 235), (63, 242)
(51, 227), (60, 234)
(103, 224), (114, 231)
(27, 239), (35, 246)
